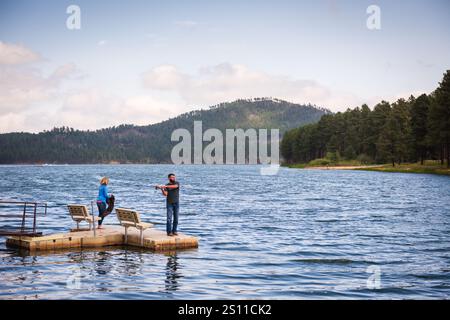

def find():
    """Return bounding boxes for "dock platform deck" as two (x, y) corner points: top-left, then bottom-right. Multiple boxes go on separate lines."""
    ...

(6, 225), (199, 252)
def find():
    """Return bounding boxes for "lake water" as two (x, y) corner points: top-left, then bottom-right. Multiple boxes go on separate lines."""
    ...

(0, 165), (449, 299)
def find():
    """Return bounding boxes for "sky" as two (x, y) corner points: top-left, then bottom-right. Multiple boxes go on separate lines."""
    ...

(0, 0), (449, 133)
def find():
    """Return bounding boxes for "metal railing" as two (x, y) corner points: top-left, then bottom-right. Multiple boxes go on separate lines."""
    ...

(0, 200), (47, 236)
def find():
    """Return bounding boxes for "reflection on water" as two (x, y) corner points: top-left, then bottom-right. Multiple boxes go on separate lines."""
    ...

(165, 253), (182, 293)
(0, 245), (194, 299)
(0, 165), (449, 299)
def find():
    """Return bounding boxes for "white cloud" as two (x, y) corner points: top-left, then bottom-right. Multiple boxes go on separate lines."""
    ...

(0, 66), (54, 114)
(0, 112), (28, 133)
(0, 43), (81, 131)
(142, 63), (364, 110)
(0, 41), (40, 65)
(0, 63), (79, 115)
(49, 63), (78, 81)
(52, 89), (185, 130)
(0, 88), (186, 133)
(0, 43), (185, 133)
(142, 65), (186, 90)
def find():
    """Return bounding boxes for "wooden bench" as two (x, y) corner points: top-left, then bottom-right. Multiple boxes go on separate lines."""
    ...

(115, 208), (153, 245)
(67, 204), (101, 236)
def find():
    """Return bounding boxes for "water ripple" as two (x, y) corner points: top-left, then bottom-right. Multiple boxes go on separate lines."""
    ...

(0, 165), (449, 299)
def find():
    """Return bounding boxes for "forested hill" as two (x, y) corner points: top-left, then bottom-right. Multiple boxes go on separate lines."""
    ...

(0, 98), (329, 164)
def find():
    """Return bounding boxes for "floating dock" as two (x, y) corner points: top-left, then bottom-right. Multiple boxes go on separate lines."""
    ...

(6, 225), (199, 252)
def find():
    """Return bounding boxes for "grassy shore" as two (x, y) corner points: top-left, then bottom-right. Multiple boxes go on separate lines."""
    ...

(354, 162), (450, 176)
(284, 161), (450, 176)
(284, 159), (364, 169)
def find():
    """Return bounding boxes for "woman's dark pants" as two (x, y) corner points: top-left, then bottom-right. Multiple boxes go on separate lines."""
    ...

(97, 201), (107, 226)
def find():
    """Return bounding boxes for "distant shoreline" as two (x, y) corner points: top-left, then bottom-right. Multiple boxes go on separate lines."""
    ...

(284, 163), (450, 176)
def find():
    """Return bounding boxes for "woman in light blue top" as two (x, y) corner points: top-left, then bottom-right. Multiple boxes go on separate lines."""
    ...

(96, 177), (110, 228)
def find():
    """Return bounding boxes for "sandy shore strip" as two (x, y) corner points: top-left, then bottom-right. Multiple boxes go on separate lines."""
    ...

(304, 165), (385, 170)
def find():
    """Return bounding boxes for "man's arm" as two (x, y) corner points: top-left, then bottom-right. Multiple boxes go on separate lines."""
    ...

(163, 184), (179, 190)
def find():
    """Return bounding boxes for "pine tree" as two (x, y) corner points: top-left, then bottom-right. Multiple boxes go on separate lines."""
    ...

(393, 98), (412, 164)
(428, 70), (450, 167)
(410, 94), (430, 164)
(371, 101), (391, 162)
(376, 105), (397, 166)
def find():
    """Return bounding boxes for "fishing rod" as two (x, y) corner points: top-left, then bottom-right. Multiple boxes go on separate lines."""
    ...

(152, 185), (167, 196)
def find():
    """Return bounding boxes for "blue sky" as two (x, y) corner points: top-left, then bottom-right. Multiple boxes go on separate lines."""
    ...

(0, 0), (449, 132)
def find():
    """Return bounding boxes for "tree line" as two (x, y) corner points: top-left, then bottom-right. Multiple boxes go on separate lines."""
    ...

(281, 71), (450, 167)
